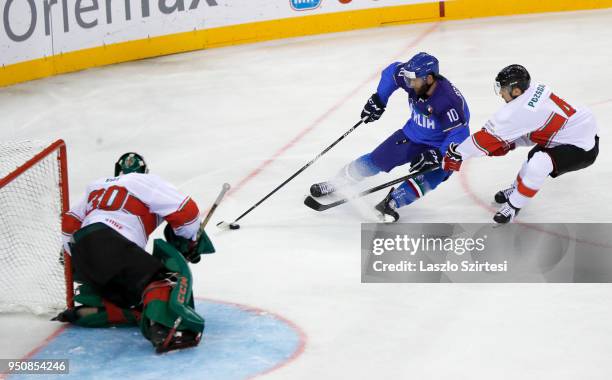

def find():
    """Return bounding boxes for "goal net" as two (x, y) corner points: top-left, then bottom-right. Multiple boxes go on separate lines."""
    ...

(0, 140), (73, 315)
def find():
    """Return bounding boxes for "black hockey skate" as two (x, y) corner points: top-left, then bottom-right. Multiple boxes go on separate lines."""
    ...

(149, 321), (201, 354)
(494, 185), (515, 204)
(375, 187), (399, 223)
(310, 182), (336, 197)
(493, 202), (520, 224)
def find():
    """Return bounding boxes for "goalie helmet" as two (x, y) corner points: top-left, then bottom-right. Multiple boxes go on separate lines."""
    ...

(114, 152), (149, 176)
(495, 64), (531, 95)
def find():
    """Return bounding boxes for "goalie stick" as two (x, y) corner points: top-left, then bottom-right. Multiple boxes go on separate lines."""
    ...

(155, 183), (230, 353)
(303, 166), (439, 211)
(197, 183), (231, 238)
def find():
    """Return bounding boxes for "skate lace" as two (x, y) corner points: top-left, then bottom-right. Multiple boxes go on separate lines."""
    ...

(502, 186), (515, 198)
(319, 182), (335, 193)
(498, 203), (515, 217)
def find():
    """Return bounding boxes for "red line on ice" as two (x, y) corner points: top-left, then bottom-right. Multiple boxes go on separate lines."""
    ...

(226, 21), (441, 198)
(589, 98), (612, 107)
(15, 21), (443, 377)
(6, 299), (307, 380)
(20, 325), (69, 360)
(199, 297), (308, 380)
(458, 96), (610, 225)
(459, 156), (612, 249)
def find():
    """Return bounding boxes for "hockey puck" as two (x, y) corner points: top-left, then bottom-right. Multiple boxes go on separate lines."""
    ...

(216, 221), (241, 230)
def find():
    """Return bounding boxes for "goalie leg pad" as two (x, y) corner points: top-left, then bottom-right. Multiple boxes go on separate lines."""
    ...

(140, 277), (204, 352)
(139, 239), (205, 352)
(53, 284), (141, 327)
(141, 279), (175, 329)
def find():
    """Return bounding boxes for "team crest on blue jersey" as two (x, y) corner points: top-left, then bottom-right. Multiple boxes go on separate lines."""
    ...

(290, 0), (322, 11)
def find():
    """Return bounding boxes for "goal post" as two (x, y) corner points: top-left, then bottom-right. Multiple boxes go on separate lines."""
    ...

(0, 140), (74, 314)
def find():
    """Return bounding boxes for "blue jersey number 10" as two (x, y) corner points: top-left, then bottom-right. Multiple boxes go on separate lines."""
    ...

(447, 109), (460, 122)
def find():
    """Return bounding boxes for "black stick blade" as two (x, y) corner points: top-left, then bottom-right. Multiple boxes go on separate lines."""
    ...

(304, 196), (324, 211)
(304, 196), (344, 211)
(303, 168), (437, 213)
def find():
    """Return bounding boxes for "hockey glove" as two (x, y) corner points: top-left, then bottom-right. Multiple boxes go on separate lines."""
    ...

(361, 93), (386, 123)
(410, 149), (442, 173)
(442, 143), (463, 171)
(163, 224), (215, 264)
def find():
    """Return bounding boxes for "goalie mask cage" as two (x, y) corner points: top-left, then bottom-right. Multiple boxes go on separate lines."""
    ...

(0, 140), (74, 314)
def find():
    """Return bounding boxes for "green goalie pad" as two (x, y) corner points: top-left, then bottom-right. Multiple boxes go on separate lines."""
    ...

(67, 284), (141, 328)
(163, 224), (215, 263)
(140, 239), (205, 340)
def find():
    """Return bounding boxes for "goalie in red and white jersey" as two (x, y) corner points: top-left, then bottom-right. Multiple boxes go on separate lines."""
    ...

(55, 152), (215, 352)
(441, 65), (599, 223)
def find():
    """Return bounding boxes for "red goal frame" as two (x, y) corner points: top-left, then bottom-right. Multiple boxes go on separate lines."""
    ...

(0, 139), (74, 309)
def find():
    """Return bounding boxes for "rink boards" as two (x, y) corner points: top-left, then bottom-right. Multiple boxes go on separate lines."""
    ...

(1, 0), (612, 87)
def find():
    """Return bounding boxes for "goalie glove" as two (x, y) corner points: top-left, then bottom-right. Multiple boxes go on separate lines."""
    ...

(442, 143), (463, 172)
(163, 224), (215, 264)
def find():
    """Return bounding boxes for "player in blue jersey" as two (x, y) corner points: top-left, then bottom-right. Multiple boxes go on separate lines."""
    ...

(310, 52), (471, 222)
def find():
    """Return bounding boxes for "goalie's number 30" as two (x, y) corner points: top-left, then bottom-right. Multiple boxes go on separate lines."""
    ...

(88, 185), (129, 212)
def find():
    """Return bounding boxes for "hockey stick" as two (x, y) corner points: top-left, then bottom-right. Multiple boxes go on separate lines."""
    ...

(217, 116), (368, 230)
(303, 166), (440, 211)
(197, 183), (231, 238)
(442, 123), (466, 133)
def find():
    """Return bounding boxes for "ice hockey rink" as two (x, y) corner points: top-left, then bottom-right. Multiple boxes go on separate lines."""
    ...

(1, 8), (612, 380)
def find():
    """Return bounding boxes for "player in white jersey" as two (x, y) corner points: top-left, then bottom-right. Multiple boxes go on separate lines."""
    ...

(441, 65), (599, 223)
(54, 152), (215, 352)
(62, 155), (202, 253)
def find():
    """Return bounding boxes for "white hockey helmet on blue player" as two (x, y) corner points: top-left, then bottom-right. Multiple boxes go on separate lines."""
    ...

(399, 52), (440, 88)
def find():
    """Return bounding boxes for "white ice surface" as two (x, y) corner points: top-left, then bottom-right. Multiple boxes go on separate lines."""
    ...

(1, 9), (612, 379)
